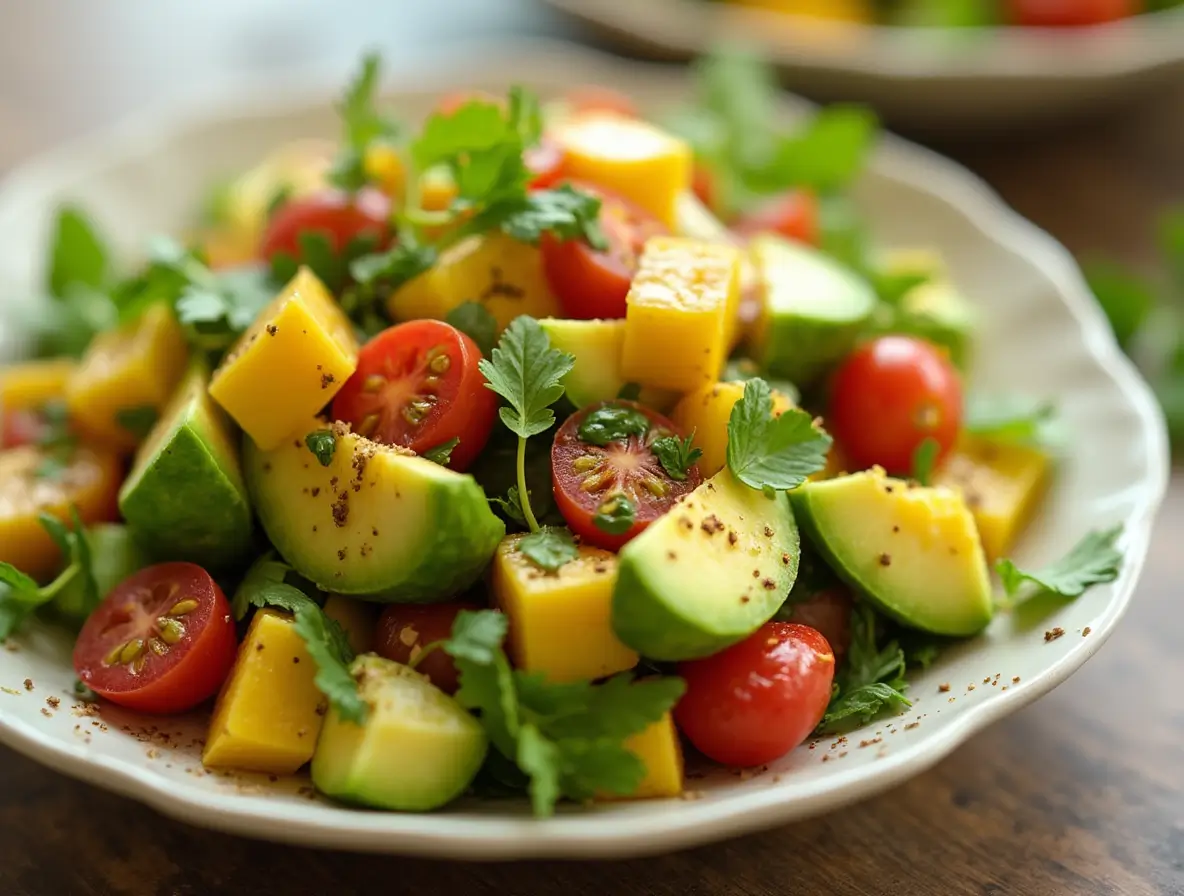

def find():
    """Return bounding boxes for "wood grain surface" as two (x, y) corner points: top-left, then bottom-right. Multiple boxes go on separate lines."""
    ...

(0, 4), (1181, 894)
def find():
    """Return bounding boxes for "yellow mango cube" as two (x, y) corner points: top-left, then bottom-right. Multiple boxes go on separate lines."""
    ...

(210, 267), (358, 451)
(600, 713), (684, 801)
(622, 237), (740, 392)
(552, 113), (692, 227)
(388, 234), (562, 333)
(0, 359), (76, 413)
(203, 609), (326, 775)
(934, 435), (1051, 561)
(492, 535), (637, 683)
(322, 595), (378, 655)
(729, 0), (874, 23)
(672, 381), (796, 478)
(66, 303), (188, 452)
(363, 142), (407, 202)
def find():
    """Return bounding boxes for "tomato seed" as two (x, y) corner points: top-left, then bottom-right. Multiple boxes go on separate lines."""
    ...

(157, 618), (184, 645)
(362, 375), (387, 393)
(429, 354), (451, 375)
(168, 599), (198, 616)
(358, 414), (380, 437)
(148, 638), (168, 656)
(119, 639), (145, 665)
(572, 456), (600, 473)
(580, 471), (613, 492)
(103, 644), (125, 666)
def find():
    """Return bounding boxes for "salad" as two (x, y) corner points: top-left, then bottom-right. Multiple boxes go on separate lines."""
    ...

(0, 51), (1125, 816)
(723, 0), (1182, 27)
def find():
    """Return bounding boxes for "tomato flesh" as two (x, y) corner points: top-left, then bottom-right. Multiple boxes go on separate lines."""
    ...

(675, 622), (835, 767)
(1007, 0), (1137, 25)
(828, 335), (963, 475)
(331, 320), (497, 472)
(374, 602), (483, 695)
(551, 401), (701, 551)
(259, 188), (391, 267)
(540, 181), (669, 320)
(732, 189), (820, 246)
(73, 563), (237, 714)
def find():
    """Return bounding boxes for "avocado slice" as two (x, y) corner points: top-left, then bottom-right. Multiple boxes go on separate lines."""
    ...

(750, 235), (876, 386)
(790, 468), (993, 637)
(244, 419), (504, 602)
(612, 469), (800, 661)
(119, 363), (253, 571)
(311, 655), (488, 811)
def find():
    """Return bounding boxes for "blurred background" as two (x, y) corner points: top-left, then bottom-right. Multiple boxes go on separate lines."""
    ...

(0, 2), (1181, 894)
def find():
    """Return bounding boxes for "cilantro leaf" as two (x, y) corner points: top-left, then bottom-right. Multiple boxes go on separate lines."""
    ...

(577, 404), (650, 446)
(727, 378), (832, 492)
(819, 601), (911, 733)
(305, 429), (336, 467)
(757, 105), (878, 196)
(964, 394), (1059, 446)
(326, 52), (401, 193)
(0, 509), (97, 640)
(996, 525), (1123, 605)
(517, 723), (562, 816)
(422, 437), (460, 466)
(653, 431), (702, 481)
(48, 206), (109, 298)
(115, 405), (158, 440)
(489, 487), (529, 527)
(238, 554), (365, 724)
(271, 231), (380, 296)
(592, 495), (636, 536)
(455, 186), (607, 250)
(444, 609), (509, 665)
(911, 437), (938, 486)
(446, 301), (498, 357)
(480, 316), (574, 440)
(823, 682), (912, 729)
(518, 526), (579, 573)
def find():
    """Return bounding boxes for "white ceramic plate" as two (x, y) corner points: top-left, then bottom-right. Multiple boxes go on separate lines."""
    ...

(0, 39), (1168, 859)
(541, 0), (1184, 131)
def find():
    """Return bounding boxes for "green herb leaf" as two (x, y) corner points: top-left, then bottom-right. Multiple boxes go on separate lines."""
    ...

(326, 52), (401, 193)
(1084, 261), (1156, 350)
(305, 429), (336, 467)
(48, 206), (109, 298)
(823, 682), (912, 729)
(443, 609), (509, 665)
(489, 487), (529, 527)
(0, 509), (96, 640)
(996, 525), (1123, 605)
(479, 316), (574, 441)
(455, 185), (607, 250)
(652, 431), (702, 481)
(114, 405), (159, 440)
(727, 378), (832, 492)
(517, 526), (579, 573)
(964, 394), (1058, 445)
(577, 404), (650, 446)
(593, 494), (636, 536)
(819, 602), (911, 733)
(446, 301), (498, 357)
(422, 437), (460, 466)
(911, 437), (938, 486)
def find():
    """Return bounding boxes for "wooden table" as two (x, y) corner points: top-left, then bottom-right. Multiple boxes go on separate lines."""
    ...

(0, 4), (1181, 894)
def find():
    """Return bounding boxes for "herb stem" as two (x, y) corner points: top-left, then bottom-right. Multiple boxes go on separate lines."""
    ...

(517, 436), (540, 533)
(409, 640), (443, 670)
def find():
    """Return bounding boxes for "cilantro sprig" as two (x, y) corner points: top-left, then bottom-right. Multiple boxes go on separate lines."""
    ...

(652, 431), (703, 481)
(0, 510), (97, 640)
(325, 52), (402, 194)
(726, 378), (831, 493)
(996, 525), (1123, 609)
(818, 602), (911, 733)
(441, 609), (685, 816)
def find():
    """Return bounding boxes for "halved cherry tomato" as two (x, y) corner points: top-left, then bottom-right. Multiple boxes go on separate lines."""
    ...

(540, 182), (669, 320)
(331, 320), (497, 472)
(829, 335), (962, 475)
(551, 400), (701, 551)
(731, 189), (820, 246)
(374, 602), (483, 695)
(73, 563), (237, 714)
(525, 136), (566, 190)
(564, 86), (639, 119)
(259, 187), (391, 266)
(1, 409), (49, 449)
(674, 622), (835, 767)
(1006, 0), (1137, 26)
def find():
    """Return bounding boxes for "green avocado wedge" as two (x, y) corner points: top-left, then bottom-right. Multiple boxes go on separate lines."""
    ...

(244, 419), (504, 602)
(118, 363), (253, 571)
(790, 468), (994, 637)
(612, 468), (800, 661)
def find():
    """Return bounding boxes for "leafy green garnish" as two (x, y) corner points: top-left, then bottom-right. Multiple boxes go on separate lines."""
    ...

(48, 206), (109, 298)
(269, 231), (380, 296)
(445, 301), (498, 357)
(721, 358), (800, 404)
(593, 495), (636, 536)
(910, 437), (939, 486)
(996, 525), (1123, 608)
(0, 510), (96, 640)
(517, 527), (580, 573)
(1084, 261), (1156, 351)
(422, 437), (460, 466)
(652, 431), (702, 482)
(577, 404), (650, 446)
(29, 400), (77, 480)
(489, 487), (529, 527)
(442, 609), (684, 816)
(819, 602), (911, 732)
(964, 394), (1058, 446)
(235, 555), (365, 724)
(325, 52), (401, 193)
(452, 184), (606, 249)
(726, 378), (831, 493)
(305, 429), (336, 467)
(114, 405), (159, 440)
(478, 316), (574, 536)
(343, 235), (436, 337)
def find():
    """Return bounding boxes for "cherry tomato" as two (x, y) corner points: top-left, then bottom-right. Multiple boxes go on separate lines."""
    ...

(551, 400), (701, 551)
(780, 552), (853, 664)
(691, 163), (719, 213)
(564, 86), (639, 119)
(674, 622), (835, 767)
(828, 336), (962, 475)
(374, 602), (483, 695)
(1007, 0), (1137, 25)
(525, 136), (566, 190)
(540, 181), (669, 320)
(1, 409), (49, 449)
(259, 188), (391, 267)
(732, 189), (820, 246)
(73, 563), (237, 714)
(331, 320), (497, 472)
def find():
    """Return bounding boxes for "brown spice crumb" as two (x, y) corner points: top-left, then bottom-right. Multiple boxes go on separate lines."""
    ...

(331, 492), (349, 527)
(255, 643), (265, 652)
(752, 569), (760, 578)
(679, 790), (704, 801)
(321, 373), (335, 389)
(1082, 626), (1092, 637)
(46, 697), (59, 709)
(859, 737), (882, 748)
(967, 684), (976, 691)
(821, 755), (831, 762)
(727, 531), (738, 547)
(983, 677), (991, 684)
(761, 578), (777, 591)
(1044, 627), (1065, 642)
(938, 683), (950, 693)
(667, 551), (677, 561)
(781, 553), (791, 565)
(878, 553), (891, 567)
(904, 722), (920, 730)
(700, 515), (725, 535)
(839, 751), (849, 758)
(337, 548), (347, 561)
(678, 516), (693, 531)
(22, 678), (33, 691)
(311, 487), (320, 497)
(292, 657), (301, 664)
(740, 595), (750, 604)
(266, 325), (278, 336)
(1001, 686), (1008, 691)
(763, 526), (774, 538)
(39, 708), (52, 718)
(892, 525), (900, 533)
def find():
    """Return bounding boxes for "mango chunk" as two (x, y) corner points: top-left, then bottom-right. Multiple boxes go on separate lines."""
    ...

(621, 237), (740, 392)
(209, 267), (358, 451)
(0, 359), (76, 413)
(492, 535), (637, 683)
(65, 303), (188, 453)
(0, 446), (121, 580)
(323, 595), (378, 655)
(672, 381), (796, 478)
(599, 713), (684, 801)
(552, 113), (691, 227)
(729, 0), (874, 22)
(388, 233), (562, 333)
(934, 435), (1051, 561)
(203, 609), (326, 775)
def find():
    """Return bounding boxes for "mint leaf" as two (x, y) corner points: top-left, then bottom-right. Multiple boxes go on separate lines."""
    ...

(997, 525), (1123, 604)
(518, 526), (579, 573)
(305, 430), (336, 467)
(727, 378), (832, 492)
(446, 301), (498, 357)
(48, 206), (109, 298)
(479, 316), (575, 441)
(577, 404), (650, 446)
(652, 431), (702, 481)
(911, 437), (938, 486)
(115, 405), (158, 440)
(422, 437), (460, 466)
(592, 494), (636, 536)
